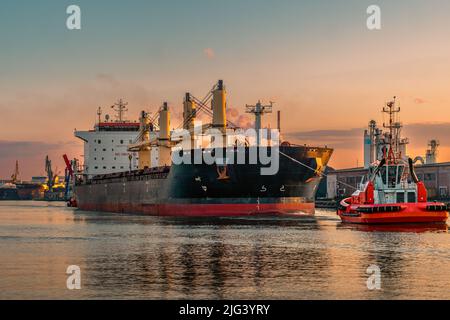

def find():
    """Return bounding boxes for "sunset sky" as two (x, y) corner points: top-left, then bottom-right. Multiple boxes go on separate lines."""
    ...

(2, 0), (450, 179)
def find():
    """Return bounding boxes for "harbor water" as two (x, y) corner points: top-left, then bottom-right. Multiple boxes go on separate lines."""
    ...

(0, 201), (449, 299)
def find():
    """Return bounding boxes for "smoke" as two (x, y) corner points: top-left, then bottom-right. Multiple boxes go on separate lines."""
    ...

(226, 107), (254, 129)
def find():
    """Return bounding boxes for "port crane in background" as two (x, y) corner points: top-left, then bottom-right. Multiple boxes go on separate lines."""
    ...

(63, 154), (75, 203)
(45, 156), (58, 190)
(10, 160), (19, 183)
(42, 156), (66, 202)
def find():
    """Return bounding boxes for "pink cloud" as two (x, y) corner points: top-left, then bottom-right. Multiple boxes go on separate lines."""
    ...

(203, 48), (215, 59)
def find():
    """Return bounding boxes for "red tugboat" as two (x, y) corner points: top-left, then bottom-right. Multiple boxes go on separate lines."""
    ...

(337, 98), (449, 225)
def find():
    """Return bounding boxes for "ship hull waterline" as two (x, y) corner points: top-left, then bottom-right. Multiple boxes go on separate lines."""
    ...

(77, 200), (315, 217)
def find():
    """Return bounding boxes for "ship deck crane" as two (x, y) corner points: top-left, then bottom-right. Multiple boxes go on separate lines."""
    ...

(245, 101), (273, 145)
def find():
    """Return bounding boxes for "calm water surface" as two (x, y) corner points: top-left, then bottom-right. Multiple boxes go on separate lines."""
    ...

(0, 201), (449, 299)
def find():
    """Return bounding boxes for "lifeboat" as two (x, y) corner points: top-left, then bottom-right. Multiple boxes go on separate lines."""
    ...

(337, 158), (449, 225)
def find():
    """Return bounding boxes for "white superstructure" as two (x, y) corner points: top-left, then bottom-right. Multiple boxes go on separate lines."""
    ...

(75, 101), (141, 177)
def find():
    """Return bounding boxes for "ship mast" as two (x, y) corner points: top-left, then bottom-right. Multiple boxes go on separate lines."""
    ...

(111, 99), (129, 122)
(382, 97), (402, 163)
(96, 107), (102, 124)
(246, 101), (273, 145)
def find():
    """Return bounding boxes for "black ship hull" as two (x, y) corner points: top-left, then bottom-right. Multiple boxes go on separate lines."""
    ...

(74, 146), (333, 216)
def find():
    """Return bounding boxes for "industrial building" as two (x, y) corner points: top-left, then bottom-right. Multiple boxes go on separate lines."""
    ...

(326, 162), (450, 201)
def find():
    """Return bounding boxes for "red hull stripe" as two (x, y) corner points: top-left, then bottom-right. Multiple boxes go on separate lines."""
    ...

(77, 202), (315, 217)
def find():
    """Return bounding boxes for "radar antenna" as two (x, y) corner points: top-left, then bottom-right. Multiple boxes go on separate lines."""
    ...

(382, 97), (402, 163)
(96, 107), (102, 124)
(111, 99), (129, 122)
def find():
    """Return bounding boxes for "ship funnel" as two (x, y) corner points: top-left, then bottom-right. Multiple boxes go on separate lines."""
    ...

(159, 102), (170, 140)
(212, 80), (226, 129)
(183, 93), (196, 130)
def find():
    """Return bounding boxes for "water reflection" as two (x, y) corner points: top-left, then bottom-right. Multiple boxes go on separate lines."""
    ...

(0, 202), (449, 299)
(76, 214), (333, 299)
(337, 223), (448, 234)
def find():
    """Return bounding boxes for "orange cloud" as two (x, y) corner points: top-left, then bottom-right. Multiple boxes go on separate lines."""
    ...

(414, 98), (426, 104)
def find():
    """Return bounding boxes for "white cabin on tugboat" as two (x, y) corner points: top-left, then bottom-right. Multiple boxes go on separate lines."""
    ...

(367, 161), (419, 204)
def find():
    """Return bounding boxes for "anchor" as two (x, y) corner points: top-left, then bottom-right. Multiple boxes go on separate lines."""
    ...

(216, 165), (230, 180)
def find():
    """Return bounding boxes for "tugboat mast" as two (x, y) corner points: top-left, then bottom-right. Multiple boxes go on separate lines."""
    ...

(382, 97), (402, 163)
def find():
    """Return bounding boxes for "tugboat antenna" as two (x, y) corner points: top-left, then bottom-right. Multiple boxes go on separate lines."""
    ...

(382, 96), (402, 163)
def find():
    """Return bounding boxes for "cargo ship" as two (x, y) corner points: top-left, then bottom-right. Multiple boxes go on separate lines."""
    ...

(0, 161), (42, 201)
(73, 80), (333, 216)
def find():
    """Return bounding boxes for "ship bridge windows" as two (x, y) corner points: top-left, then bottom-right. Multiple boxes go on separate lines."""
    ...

(397, 165), (405, 184)
(388, 166), (397, 188)
(397, 192), (405, 203)
(379, 166), (387, 184)
(407, 192), (416, 203)
(380, 165), (404, 188)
